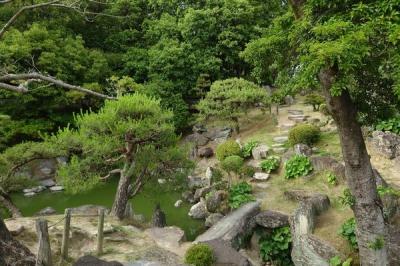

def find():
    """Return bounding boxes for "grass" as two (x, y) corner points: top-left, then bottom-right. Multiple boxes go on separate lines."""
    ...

(315, 131), (342, 159)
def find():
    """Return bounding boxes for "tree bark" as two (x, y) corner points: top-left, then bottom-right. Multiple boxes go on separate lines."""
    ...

(0, 217), (35, 266)
(0, 192), (22, 218)
(319, 68), (389, 266)
(110, 171), (131, 220)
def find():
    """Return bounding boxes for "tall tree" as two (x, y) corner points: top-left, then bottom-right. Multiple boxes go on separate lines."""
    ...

(244, 0), (400, 264)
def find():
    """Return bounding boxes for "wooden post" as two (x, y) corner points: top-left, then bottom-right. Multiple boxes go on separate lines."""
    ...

(35, 218), (52, 266)
(61, 208), (71, 260)
(97, 208), (105, 256)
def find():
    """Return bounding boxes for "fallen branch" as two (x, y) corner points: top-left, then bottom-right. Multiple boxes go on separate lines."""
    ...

(0, 72), (115, 99)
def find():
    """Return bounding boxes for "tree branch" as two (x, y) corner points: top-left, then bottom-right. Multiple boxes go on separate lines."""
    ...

(0, 72), (116, 99)
(0, 0), (60, 39)
(0, 0), (13, 3)
(100, 169), (121, 181)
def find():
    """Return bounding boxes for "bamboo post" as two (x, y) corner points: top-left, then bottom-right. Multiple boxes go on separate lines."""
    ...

(35, 218), (52, 266)
(61, 208), (71, 260)
(97, 208), (105, 255)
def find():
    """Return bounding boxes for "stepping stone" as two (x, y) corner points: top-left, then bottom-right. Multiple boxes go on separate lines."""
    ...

(272, 143), (284, 148)
(288, 110), (304, 115)
(279, 123), (295, 130)
(273, 147), (287, 154)
(39, 179), (56, 187)
(273, 136), (288, 143)
(288, 115), (308, 122)
(253, 172), (270, 181)
(23, 186), (46, 193)
(24, 192), (36, 197)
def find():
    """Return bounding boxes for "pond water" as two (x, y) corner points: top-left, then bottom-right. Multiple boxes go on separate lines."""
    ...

(10, 179), (204, 241)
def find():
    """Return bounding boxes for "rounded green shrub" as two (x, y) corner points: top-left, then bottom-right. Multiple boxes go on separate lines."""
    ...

(260, 156), (281, 173)
(221, 155), (244, 174)
(288, 124), (320, 146)
(239, 165), (256, 178)
(284, 154), (313, 179)
(185, 243), (215, 266)
(216, 140), (241, 161)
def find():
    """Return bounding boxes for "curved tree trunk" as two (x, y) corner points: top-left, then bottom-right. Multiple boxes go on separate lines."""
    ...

(110, 172), (131, 220)
(0, 191), (22, 218)
(320, 68), (389, 266)
(0, 217), (35, 266)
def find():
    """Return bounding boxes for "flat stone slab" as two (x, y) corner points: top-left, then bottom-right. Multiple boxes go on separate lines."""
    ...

(288, 110), (304, 115)
(273, 136), (288, 143)
(50, 185), (64, 192)
(39, 179), (56, 187)
(255, 210), (289, 229)
(195, 201), (260, 249)
(253, 172), (270, 181)
(273, 147), (287, 154)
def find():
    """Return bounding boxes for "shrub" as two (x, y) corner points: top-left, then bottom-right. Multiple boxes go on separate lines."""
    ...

(221, 155), (244, 174)
(228, 182), (255, 209)
(329, 256), (353, 266)
(338, 218), (358, 250)
(284, 155), (313, 179)
(259, 226), (293, 266)
(288, 124), (321, 146)
(304, 93), (325, 111)
(241, 140), (258, 158)
(338, 188), (355, 207)
(216, 140), (241, 161)
(375, 117), (400, 135)
(327, 172), (338, 186)
(185, 243), (215, 266)
(239, 165), (256, 178)
(260, 156), (280, 173)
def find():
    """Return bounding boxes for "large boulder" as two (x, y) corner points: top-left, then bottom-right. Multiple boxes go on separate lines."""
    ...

(195, 201), (260, 250)
(205, 213), (224, 228)
(74, 255), (123, 266)
(189, 199), (209, 219)
(185, 133), (209, 146)
(294, 143), (312, 157)
(205, 126), (233, 142)
(287, 190), (340, 266)
(194, 186), (213, 202)
(310, 156), (345, 180)
(251, 144), (270, 160)
(255, 210), (289, 229)
(198, 147), (214, 158)
(371, 131), (400, 159)
(206, 190), (228, 213)
(201, 239), (251, 266)
(188, 176), (210, 189)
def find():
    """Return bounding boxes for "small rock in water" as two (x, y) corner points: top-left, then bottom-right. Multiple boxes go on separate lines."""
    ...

(157, 178), (166, 184)
(174, 200), (183, 208)
(35, 207), (57, 216)
(50, 185), (64, 192)
(24, 192), (36, 197)
(23, 186), (46, 194)
(188, 199), (209, 219)
(253, 172), (270, 181)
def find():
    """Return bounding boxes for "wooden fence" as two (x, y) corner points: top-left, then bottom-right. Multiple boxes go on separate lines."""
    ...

(35, 208), (105, 266)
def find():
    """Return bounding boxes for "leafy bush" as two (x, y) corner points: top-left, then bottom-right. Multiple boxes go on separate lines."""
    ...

(327, 172), (338, 186)
(338, 218), (358, 250)
(259, 226), (293, 266)
(228, 182), (255, 209)
(185, 243), (215, 266)
(338, 188), (355, 207)
(329, 256), (353, 266)
(304, 93), (325, 111)
(239, 165), (256, 178)
(284, 155), (313, 179)
(241, 140), (258, 158)
(216, 140), (242, 161)
(375, 117), (400, 135)
(288, 124), (321, 146)
(260, 156), (280, 173)
(221, 155), (244, 174)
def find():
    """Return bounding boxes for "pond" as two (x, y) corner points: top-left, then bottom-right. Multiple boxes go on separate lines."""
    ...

(10, 178), (205, 241)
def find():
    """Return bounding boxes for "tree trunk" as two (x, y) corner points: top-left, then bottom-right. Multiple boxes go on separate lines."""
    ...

(319, 68), (389, 266)
(111, 171), (131, 220)
(0, 192), (22, 218)
(0, 217), (35, 266)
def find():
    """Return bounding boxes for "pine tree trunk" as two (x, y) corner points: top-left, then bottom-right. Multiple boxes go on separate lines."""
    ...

(0, 217), (35, 266)
(319, 68), (389, 266)
(110, 172), (131, 220)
